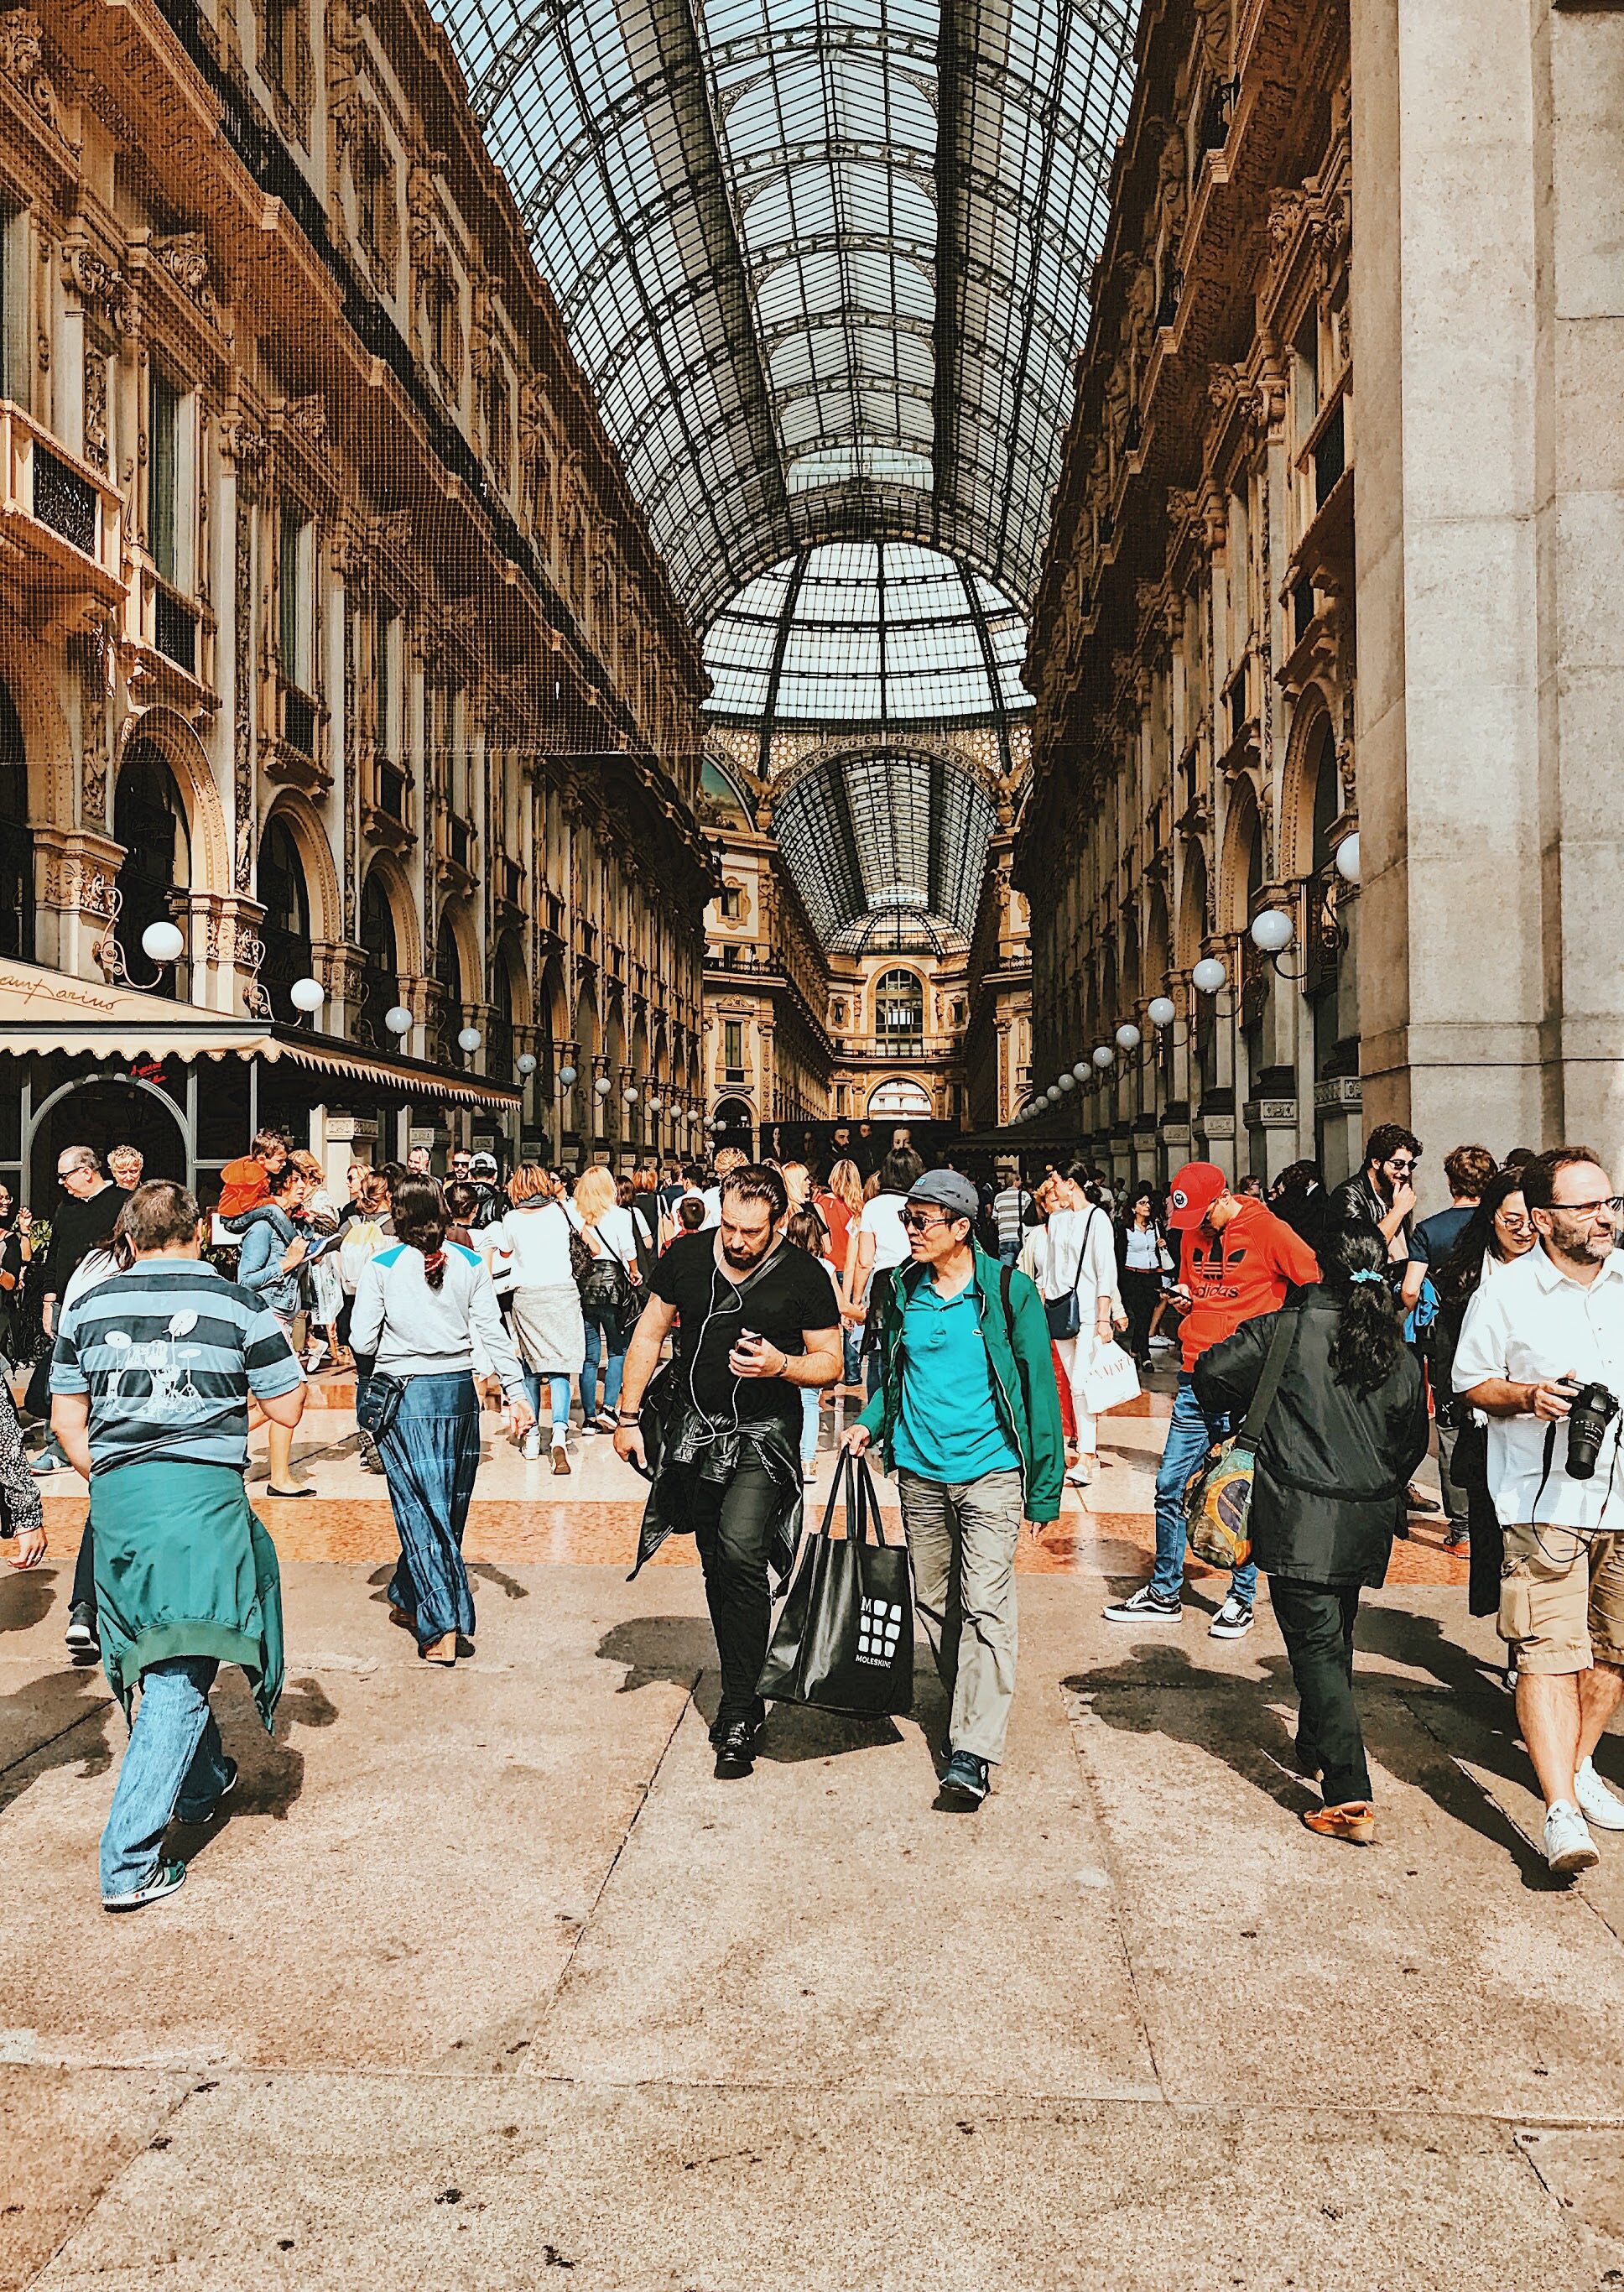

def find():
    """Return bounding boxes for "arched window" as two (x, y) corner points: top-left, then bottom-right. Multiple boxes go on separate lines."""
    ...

(0, 674), (30, 961)
(258, 815), (314, 1022)
(874, 968), (924, 1044)
(358, 868), (399, 1044)
(868, 1076), (932, 1118)
(114, 741), (189, 999)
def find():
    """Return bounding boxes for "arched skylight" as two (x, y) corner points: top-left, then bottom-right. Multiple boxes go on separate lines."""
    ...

(704, 539), (1030, 727)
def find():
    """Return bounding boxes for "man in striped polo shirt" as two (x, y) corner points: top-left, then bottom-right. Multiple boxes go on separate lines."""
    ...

(44, 1181), (305, 1911)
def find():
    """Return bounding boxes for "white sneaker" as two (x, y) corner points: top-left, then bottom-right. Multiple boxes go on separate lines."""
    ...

(1575, 1758), (1624, 1832)
(1208, 1593), (1255, 1639)
(1543, 1800), (1601, 1876)
(520, 1428), (543, 1461)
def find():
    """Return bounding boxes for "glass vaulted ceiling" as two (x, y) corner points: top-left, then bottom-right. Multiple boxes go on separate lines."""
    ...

(435, 0), (1140, 625)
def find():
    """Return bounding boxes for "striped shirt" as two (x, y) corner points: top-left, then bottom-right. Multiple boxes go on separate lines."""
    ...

(49, 1259), (303, 1476)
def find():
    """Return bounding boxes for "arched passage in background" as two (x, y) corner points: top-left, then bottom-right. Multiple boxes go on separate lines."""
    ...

(258, 813), (315, 1022)
(868, 1076), (933, 1118)
(357, 867), (400, 1046)
(112, 739), (190, 998)
(0, 674), (30, 960)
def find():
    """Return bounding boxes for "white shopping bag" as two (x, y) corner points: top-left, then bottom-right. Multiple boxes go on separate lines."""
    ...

(1080, 1336), (1142, 1414)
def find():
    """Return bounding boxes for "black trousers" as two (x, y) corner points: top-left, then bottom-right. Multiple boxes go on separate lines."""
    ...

(1119, 1269), (1162, 1363)
(687, 1461), (779, 1729)
(1268, 1576), (1372, 1806)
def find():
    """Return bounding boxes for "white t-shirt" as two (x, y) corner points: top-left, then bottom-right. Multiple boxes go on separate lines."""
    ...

(859, 1192), (910, 1275)
(594, 1204), (653, 1271)
(489, 1199), (581, 1289)
(700, 1185), (721, 1231)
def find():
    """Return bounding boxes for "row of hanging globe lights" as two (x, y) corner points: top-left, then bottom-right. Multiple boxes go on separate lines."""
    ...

(1012, 836), (1360, 1127)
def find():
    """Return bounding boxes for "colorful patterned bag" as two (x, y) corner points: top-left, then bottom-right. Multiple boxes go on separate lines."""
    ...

(1182, 1307), (1301, 1571)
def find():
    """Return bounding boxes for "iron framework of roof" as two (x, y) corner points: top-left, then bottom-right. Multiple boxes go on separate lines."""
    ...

(435, 0), (1140, 624)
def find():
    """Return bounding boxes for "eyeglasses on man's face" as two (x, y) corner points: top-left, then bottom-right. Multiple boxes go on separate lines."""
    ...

(1551, 1196), (1624, 1221)
(900, 1209), (952, 1233)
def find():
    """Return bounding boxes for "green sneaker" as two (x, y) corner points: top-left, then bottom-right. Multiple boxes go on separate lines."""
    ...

(102, 1859), (187, 1914)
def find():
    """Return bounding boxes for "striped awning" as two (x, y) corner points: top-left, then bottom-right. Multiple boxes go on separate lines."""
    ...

(0, 958), (521, 1109)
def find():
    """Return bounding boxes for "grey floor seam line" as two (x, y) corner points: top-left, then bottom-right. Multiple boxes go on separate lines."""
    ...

(0, 1702), (109, 1781)
(1054, 1677), (1169, 2105)
(23, 2076), (197, 2292)
(1508, 2126), (1608, 2280)
(527, 1662), (703, 2051)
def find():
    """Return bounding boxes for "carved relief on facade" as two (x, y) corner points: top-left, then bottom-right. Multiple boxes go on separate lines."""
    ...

(151, 232), (221, 331)
(354, 100), (398, 292)
(0, 9), (75, 147)
(82, 341), (108, 471)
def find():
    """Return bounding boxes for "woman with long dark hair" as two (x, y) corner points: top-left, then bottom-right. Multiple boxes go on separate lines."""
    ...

(349, 1175), (532, 1664)
(1194, 1222), (1429, 1846)
(1115, 1182), (1169, 1371)
(1429, 1169), (1538, 1624)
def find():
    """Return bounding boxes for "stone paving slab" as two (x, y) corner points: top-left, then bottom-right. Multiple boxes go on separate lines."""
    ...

(1065, 1670), (1624, 2118)
(23, 2074), (1596, 2292)
(534, 1588), (1158, 2102)
(0, 1570), (709, 2076)
(0, 2068), (189, 2292)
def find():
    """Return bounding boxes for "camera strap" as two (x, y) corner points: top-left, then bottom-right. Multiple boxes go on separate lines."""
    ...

(1528, 1413), (1622, 1557)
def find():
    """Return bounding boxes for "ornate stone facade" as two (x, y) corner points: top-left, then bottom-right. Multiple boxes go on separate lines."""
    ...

(1019, 0), (1624, 1188)
(1, 0), (711, 1181)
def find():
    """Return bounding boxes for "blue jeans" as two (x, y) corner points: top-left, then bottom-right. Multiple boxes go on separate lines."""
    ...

(1152, 1374), (1257, 1604)
(800, 1386), (820, 1466)
(100, 1655), (230, 1898)
(522, 1372), (574, 1430)
(841, 1326), (863, 1386)
(580, 1306), (626, 1420)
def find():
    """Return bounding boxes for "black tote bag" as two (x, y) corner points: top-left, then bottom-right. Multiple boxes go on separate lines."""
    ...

(757, 1449), (914, 1718)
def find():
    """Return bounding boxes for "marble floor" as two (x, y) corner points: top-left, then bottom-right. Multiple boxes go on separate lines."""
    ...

(3, 1368), (1620, 2289)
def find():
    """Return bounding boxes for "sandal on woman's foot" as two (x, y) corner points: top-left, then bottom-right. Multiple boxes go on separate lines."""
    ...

(421, 1633), (457, 1664)
(1301, 1800), (1375, 1846)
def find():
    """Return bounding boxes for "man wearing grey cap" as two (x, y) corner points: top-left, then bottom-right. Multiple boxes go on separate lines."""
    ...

(843, 1168), (1064, 1808)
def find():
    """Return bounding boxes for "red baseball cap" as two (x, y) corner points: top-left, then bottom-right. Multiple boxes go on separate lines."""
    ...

(1166, 1160), (1228, 1229)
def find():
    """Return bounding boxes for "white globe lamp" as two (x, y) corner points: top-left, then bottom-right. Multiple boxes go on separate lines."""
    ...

(1116, 1022), (1142, 1051)
(1192, 957), (1228, 995)
(1092, 1044), (1114, 1070)
(385, 1006), (413, 1037)
(457, 1026), (482, 1054)
(289, 976), (325, 1015)
(558, 1064), (577, 1087)
(1071, 1060), (1090, 1081)
(1045, 1085), (1060, 1102)
(622, 1087), (638, 1105)
(1250, 909), (1294, 954)
(1147, 997), (1177, 1029)
(1058, 1072), (1076, 1092)
(594, 1076), (612, 1097)
(141, 919), (185, 966)
(1335, 832), (1361, 885)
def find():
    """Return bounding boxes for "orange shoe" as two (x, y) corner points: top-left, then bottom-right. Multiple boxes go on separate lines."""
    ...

(421, 1633), (457, 1665)
(1301, 1800), (1375, 1846)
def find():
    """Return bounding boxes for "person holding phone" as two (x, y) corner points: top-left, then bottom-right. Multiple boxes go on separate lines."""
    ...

(615, 1164), (842, 1780)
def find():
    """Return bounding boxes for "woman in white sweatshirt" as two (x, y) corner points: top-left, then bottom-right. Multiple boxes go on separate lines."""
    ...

(349, 1176), (532, 1664)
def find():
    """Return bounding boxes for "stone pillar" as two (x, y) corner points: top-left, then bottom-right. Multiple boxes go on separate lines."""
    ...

(1351, 0), (1624, 1178)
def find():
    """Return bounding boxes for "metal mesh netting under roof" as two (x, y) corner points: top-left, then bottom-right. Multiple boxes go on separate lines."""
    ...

(432, 0), (1140, 622)
(773, 748), (997, 945)
(704, 539), (1030, 727)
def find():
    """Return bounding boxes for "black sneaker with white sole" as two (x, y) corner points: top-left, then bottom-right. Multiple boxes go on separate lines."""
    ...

(938, 1750), (989, 1808)
(1102, 1583), (1182, 1625)
(65, 1602), (100, 1661)
(1208, 1594), (1255, 1639)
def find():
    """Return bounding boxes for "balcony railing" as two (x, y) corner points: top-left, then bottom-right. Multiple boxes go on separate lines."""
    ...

(154, 582), (198, 674)
(0, 400), (124, 607)
(840, 1034), (959, 1062)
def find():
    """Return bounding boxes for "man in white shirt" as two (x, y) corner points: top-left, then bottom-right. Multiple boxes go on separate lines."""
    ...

(1454, 1146), (1624, 1875)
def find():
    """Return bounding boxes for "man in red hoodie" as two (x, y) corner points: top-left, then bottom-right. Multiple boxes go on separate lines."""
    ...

(1104, 1159), (1320, 1638)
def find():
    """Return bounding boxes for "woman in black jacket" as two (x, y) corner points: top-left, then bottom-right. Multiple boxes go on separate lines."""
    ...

(1194, 1222), (1429, 1847)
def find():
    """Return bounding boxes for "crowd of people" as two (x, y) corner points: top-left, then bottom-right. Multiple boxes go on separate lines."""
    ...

(2, 1117), (1621, 1905)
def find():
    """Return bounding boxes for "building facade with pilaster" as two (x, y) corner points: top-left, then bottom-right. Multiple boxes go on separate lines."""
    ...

(0, 0), (710, 1200)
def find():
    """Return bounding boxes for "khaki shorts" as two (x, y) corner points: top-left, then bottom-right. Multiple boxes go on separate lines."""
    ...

(1498, 1521), (1624, 1674)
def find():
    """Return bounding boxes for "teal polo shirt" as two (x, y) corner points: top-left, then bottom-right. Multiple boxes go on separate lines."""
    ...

(889, 1270), (1022, 1485)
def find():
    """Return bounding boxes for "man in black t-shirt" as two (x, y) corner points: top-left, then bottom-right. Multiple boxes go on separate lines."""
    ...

(617, 1163), (841, 1779)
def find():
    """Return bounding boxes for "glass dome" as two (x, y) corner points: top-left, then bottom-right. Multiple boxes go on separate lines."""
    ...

(704, 539), (1033, 728)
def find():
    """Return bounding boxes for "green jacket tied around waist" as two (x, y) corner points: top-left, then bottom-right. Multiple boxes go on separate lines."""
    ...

(856, 1243), (1065, 1523)
(88, 1459), (285, 1728)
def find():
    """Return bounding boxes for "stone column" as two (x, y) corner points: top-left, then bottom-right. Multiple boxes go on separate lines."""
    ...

(1351, 0), (1624, 1174)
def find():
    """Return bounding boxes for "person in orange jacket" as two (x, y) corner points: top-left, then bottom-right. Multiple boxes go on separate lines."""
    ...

(216, 1128), (292, 1222)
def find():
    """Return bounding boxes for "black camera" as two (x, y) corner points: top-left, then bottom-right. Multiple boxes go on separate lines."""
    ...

(1564, 1382), (1621, 1480)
